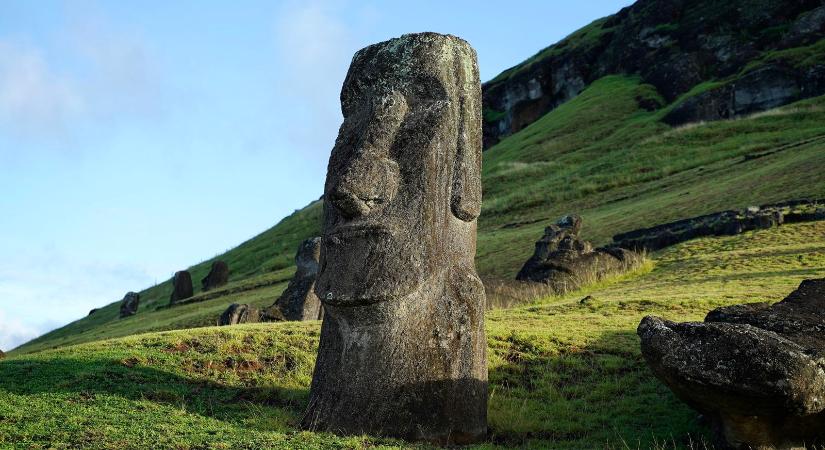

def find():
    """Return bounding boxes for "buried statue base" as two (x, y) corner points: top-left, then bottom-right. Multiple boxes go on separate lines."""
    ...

(300, 33), (487, 443)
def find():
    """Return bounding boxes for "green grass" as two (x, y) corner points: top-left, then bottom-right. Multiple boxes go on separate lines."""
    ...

(3, 221), (824, 449)
(13, 77), (825, 355)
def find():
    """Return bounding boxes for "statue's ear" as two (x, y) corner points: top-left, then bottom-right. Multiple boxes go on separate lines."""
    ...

(451, 94), (482, 222)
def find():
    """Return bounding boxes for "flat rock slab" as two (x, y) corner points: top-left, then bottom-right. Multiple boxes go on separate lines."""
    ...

(614, 199), (825, 252)
(638, 279), (825, 449)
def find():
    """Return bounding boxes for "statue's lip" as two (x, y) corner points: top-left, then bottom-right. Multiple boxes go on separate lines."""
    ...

(327, 222), (393, 238)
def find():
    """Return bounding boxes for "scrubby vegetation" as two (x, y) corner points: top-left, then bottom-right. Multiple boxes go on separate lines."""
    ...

(3, 221), (823, 448)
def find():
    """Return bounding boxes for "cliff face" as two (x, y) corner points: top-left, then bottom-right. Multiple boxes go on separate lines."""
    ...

(483, 0), (825, 149)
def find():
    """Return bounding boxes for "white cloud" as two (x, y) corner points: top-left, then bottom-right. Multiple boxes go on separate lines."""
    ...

(0, 12), (160, 142)
(0, 309), (51, 352)
(0, 248), (155, 351)
(274, 1), (356, 163)
(0, 41), (86, 135)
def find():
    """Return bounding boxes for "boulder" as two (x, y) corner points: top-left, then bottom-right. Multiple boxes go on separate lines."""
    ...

(516, 215), (642, 292)
(119, 292), (140, 318)
(302, 33), (487, 444)
(638, 279), (825, 449)
(217, 303), (261, 326)
(169, 270), (193, 305)
(201, 261), (229, 291)
(272, 237), (323, 321)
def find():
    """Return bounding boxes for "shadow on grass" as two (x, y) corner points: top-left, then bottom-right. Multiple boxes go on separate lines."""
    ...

(486, 329), (711, 449)
(0, 329), (710, 448)
(0, 355), (308, 433)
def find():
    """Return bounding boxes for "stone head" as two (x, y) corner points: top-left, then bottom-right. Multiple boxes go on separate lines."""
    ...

(316, 33), (482, 306)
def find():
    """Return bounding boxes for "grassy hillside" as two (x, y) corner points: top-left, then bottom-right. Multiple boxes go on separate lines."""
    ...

(13, 75), (825, 355)
(3, 221), (823, 449)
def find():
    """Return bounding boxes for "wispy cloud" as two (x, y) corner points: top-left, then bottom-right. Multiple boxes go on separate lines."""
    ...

(0, 41), (86, 136)
(0, 247), (155, 350)
(0, 10), (160, 142)
(0, 309), (56, 352)
(274, 1), (357, 164)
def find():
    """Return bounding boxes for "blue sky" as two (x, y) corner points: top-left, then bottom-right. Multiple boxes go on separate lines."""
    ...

(0, 0), (633, 350)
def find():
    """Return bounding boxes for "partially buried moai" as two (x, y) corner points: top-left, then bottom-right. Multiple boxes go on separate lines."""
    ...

(301, 33), (487, 443)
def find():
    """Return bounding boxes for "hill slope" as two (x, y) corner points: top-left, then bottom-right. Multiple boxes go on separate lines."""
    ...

(3, 221), (824, 448)
(482, 0), (825, 147)
(13, 0), (825, 355)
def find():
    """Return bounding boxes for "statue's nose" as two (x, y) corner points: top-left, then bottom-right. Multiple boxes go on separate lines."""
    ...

(330, 91), (406, 220)
(330, 154), (400, 220)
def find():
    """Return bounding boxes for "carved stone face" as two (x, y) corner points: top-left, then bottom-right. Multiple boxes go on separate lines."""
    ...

(316, 34), (482, 306)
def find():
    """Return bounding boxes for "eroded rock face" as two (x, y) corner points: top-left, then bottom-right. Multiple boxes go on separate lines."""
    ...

(217, 303), (261, 326)
(638, 279), (825, 449)
(119, 292), (140, 318)
(169, 270), (193, 305)
(516, 215), (642, 293)
(0, 350), (5, 359)
(202, 261), (229, 291)
(482, 1), (825, 147)
(301, 33), (487, 444)
(274, 237), (323, 321)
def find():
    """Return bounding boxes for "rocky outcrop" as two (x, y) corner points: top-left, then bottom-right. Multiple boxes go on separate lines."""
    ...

(663, 63), (825, 126)
(119, 292), (140, 318)
(482, 0), (825, 148)
(613, 199), (825, 252)
(302, 33), (487, 444)
(88, 308), (99, 316)
(217, 303), (261, 326)
(169, 270), (193, 305)
(0, 350), (5, 359)
(638, 279), (825, 449)
(272, 237), (323, 321)
(201, 261), (229, 291)
(516, 215), (643, 292)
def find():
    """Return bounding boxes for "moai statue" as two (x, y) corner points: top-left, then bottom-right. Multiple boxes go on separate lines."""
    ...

(169, 270), (193, 305)
(119, 291), (140, 318)
(201, 260), (229, 291)
(301, 33), (487, 444)
(275, 237), (323, 321)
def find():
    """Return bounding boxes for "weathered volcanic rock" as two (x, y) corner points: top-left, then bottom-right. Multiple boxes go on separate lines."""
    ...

(202, 261), (229, 291)
(169, 270), (193, 305)
(516, 215), (642, 292)
(119, 292), (140, 318)
(301, 33), (488, 444)
(217, 303), (261, 326)
(638, 279), (825, 449)
(273, 237), (323, 321)
(613, 199), (825, 252)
